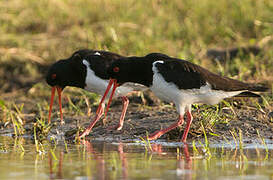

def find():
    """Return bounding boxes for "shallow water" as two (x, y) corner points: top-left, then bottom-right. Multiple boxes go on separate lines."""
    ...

(0, 136), (273, 180)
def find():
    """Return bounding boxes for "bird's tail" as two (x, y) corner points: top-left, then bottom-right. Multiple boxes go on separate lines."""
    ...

(236, 91), (261, 97)
(235, 83), (270, 97)
(247, 83), (269, 92)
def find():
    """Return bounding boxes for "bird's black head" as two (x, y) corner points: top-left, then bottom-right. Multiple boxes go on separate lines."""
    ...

(46, 51), (88, 89)
(106, 59), (131, 85)
(107, 56), (154, 87)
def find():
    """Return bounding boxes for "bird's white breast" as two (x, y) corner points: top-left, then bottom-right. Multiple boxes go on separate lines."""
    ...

(83, 60), (134, 98)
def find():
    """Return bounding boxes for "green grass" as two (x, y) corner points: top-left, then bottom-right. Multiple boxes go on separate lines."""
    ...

(1, 0), (272, 90)
(1, 0), (272, 62)
(1, 0), (272, 88)
(0, 0), (272, 140)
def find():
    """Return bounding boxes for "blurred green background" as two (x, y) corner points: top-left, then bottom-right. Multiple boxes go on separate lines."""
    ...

(0, 0), (272, 93)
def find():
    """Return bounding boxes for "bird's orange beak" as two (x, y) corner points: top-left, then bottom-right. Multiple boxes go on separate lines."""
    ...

(48, 86), (63, 124)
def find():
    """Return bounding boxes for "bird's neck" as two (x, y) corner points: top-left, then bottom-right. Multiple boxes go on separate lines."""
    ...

(121, 58), (154, 87)
(66, 65), (87, 89)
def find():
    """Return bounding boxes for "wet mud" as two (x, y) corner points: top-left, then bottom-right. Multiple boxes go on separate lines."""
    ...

(0, 88), (272, 143)
(48, 96), (273, 143)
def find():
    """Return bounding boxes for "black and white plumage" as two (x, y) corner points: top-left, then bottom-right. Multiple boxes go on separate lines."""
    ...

(46, 49), (146, 138)
(100, 53), (268, 142)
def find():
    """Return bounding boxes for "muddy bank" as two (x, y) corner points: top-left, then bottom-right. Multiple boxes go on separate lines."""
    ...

(1, 87), (273, 143)
(36, 97), (273, 142)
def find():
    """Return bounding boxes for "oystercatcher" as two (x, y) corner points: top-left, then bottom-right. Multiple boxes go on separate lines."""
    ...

(46, 49), (146, 137)
(98, 53), (268, 142)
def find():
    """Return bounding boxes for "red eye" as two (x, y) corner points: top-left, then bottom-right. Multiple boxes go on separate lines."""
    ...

(113, 67), (120, 73)
(51, 74), (57, 79)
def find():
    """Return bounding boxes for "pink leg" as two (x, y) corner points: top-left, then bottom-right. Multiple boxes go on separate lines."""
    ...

(56, 86), (64, 125)
(108, 96), (129, 130)
(48, 87), (56, 124)
(180, 111), (193, 142)
(79, 105), (104, 138)
(148, 115), (184, 140)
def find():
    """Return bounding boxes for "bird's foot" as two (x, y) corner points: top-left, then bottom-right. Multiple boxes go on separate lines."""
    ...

(79, 129), (91, 139)
(107, 124), (123, 131)
(146, 130), (163, 141)
(60, 120), (65, 126)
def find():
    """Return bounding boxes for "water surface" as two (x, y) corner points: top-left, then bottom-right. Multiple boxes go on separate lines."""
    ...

(0, 136), (272, 180)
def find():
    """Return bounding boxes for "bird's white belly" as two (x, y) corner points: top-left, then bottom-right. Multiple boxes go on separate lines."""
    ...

(180, 87), (243, 105)
(85, 80), (133, 98)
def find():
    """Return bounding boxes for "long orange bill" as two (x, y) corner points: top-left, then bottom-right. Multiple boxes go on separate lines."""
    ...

(56, 86), (63, 124)
(96, 78), (115, 115)
(48, 86), (63, 124)
(105, 79), (118, 117)
(48, 87), (56, 124)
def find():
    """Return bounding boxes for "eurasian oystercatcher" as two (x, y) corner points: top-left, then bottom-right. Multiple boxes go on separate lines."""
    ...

(46, 49), (146, 138)
(98, 53), (268, 142)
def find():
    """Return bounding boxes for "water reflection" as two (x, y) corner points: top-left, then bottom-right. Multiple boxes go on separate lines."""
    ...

(80, 141), (195, 180)
(83, 140), (129, 180)
(45, 139), (194, 180)
(118, 143), (128, 179)
(0, 136), (272, 179)
(48, 151), (63, 179)
(81, 139), (107, 180)
(177, 144), (192, 180)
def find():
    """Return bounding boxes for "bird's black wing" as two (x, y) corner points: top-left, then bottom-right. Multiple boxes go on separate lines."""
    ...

(154, 60), (207, 90)
(154, 59), (263, 91)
